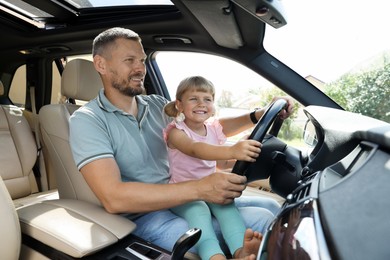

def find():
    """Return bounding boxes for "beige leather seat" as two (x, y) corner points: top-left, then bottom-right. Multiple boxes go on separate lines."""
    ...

(0, 81), (53, 259)
(0, 81), (58, 208)
(0, 104), (38, 199)
(39, 58), (103, 205)
(0, 175), (21, 260)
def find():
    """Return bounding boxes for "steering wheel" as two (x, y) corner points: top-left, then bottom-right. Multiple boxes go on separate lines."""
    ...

(232, 99), (288, 176)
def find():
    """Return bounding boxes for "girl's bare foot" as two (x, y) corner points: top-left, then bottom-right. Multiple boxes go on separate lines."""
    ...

(210, 229), (263, 260)
(233, 228), (263, 259)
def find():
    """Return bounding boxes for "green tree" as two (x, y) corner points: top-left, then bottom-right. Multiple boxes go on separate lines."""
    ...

(325, 56), (390, 123)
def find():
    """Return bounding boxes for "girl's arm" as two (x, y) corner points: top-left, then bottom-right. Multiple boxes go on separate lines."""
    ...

(167, 127), (261, 162)
(219, 96), (294, 137)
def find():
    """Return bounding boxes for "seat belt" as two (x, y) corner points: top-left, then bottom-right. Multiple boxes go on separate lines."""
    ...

(30, 86), (49, 191)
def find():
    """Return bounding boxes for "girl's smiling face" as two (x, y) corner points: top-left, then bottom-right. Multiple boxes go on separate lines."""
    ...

(176, 89), (215, 124)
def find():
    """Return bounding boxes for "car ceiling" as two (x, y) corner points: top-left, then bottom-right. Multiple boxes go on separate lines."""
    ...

(0, 0), (269, 69)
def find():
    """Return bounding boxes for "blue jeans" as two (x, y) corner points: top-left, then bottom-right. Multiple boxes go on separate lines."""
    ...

(132, 196), (280, 254)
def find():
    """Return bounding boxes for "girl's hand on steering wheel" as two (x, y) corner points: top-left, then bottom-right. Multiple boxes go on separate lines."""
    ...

(229, 139), (262, 162)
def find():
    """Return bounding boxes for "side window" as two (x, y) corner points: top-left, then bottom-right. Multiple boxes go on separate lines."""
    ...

(9, 65), (26, 107)
(155, 51), (306, 148)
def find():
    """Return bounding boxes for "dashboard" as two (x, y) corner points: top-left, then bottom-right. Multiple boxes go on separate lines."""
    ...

(259, 106), (390, 260)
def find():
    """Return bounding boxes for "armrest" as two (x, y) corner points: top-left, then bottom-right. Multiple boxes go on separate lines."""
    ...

(17, 199), (136, 258)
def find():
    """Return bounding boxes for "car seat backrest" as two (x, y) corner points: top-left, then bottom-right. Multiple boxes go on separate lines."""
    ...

(61, 58), (104, 101)
(39, 59), (103, 205)
(0, 103), (38, 199)
(0, 175), (21, 259)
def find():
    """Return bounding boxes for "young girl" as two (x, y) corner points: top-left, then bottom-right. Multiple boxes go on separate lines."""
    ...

(163, 76), (263, 260)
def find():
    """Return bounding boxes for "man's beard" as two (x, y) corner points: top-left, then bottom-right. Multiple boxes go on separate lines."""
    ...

(112, 76), (145, 97)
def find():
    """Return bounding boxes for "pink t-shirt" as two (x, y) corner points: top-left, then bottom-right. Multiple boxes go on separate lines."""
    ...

(163, 119), (227, 183)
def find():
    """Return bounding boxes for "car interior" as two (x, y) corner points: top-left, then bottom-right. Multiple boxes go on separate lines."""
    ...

(1, 0), (390, 260)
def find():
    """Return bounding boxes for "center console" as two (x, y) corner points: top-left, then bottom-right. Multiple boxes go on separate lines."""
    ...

(18, 199), (201, 259)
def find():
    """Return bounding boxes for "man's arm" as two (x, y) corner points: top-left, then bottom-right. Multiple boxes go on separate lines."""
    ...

(219, 96), (295, 137)
(218, 109), (265, 137)
(81, 157), (248, 214)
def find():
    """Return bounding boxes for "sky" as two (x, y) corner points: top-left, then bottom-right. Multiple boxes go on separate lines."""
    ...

(264, 0), (390, 83)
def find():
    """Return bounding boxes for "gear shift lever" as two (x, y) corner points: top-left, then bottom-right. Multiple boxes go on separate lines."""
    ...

(171, 228), (201, 260)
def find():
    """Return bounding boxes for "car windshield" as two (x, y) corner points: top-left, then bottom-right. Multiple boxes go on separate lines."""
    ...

(264, 0), (390, 123)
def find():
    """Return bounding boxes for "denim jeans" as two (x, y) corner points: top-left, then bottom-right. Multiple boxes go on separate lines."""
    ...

(131, 196), (281, 254)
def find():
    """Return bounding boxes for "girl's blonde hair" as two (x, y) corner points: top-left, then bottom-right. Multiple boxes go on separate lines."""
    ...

(164, 76), (215, 117)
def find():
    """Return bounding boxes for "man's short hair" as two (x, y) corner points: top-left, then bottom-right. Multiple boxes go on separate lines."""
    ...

(92, 27), (141, 57)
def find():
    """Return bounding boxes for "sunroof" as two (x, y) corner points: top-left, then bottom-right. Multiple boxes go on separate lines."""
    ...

(0, 0), (173, 29)
(63, 0), (173, 8)
(0, 0), (52, 18)
(0, 0), (52, 28)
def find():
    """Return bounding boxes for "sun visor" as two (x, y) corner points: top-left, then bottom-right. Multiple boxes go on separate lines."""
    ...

(180, 0), (244, 49)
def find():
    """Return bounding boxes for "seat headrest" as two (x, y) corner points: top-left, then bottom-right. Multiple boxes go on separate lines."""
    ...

(61, 59), (103, 101)
(0, 81), (4, 96)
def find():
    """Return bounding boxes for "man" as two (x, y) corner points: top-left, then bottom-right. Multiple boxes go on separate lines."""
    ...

(69, 27), (293, 257)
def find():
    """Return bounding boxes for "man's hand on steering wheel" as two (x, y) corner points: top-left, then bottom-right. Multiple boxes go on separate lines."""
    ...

(270, 96), (295, 120)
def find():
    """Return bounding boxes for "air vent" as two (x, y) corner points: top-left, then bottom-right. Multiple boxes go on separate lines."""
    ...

(287, 182), (312, 203)
(296, 183), (311, 201)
